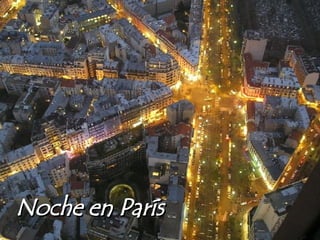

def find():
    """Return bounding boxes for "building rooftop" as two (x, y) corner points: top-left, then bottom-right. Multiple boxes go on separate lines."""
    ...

(243, 53), (270, 87)
(0, 103), (8, 114)
(249, 132), (286, 181)
(87, 125), (143, 161)
(147, 122), (192, 167)
(125, 0), (150, 20)
(116, 18), (148, 46)
(261, 66), (300, 89)
(29, 77), (60, 90)
(303, 85), (320, 103)
(265, 181), (304, 215)
(178, 147), (189, 163)
(23, 42), (66, 65)
(0, 168), (46, 200)
(13, 86), (38, 112)
(285, 45), (305, 58)
(244, 30), (265, 40)
(43, 4), (58, 19)
(252, 220), (272, 240)
(262, 76), (300, 89)
(148, 53), (174, 64)
(76, 7), (115, 23)
(167, 181), (184, 203)
(296, 106), (310, 130)
(127, 230), (139, 240)
(44, 89), (69, 118)
(159, 13), (176, 27)
(38, 154), (67, 171)
(265, 96), (298, 110)
(158, 201), (183, 240)
(99, 24), (121, 43)
(88, 210), (133, 238)
(180, 47), (199, 66)
(124, 61), (146, 73)
(3, 144), (35, 164)
(167, 99), (194, 112)
(87, 78), (172, 123)
(0, 122), (15, 141)
(300, 56), (320, 74)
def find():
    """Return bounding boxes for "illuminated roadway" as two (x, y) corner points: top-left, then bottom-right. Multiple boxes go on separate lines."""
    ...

(0, 0), (25, 29)
(1, 0), (271, 238)
(183, 0), (320, 238)
(2, 0), (319, 239)
(2, 0), (269, 239)
(182, 0), (268, 239)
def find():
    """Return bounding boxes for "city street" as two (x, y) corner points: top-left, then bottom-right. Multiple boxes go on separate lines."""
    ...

(0, 0), (25, 29)
(0, 0), (320, 239)
(181, 0), (268, 239)
(182, 87), (266, 239)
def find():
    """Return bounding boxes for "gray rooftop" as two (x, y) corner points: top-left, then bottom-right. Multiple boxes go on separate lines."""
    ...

(158, 201), (183, 239)
(168, 183), (184, 203)
(249, 132), (285, 181)
(168, 99), (194, 111)
(252, 220), (272, 240)
(265, 181), (304, 215)
(76, 8), (115, 23)
(4, 144), (35, 163)
(244, 30), (265, 40)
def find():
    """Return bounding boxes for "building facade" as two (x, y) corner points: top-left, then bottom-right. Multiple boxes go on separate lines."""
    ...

(147, 53), (180, 86)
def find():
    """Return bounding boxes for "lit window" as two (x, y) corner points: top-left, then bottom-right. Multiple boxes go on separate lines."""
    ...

(152, 171), (160, 177)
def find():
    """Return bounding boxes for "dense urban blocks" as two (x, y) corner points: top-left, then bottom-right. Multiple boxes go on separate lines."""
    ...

(0, 0), (320, 239)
